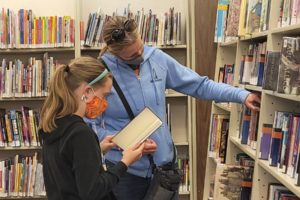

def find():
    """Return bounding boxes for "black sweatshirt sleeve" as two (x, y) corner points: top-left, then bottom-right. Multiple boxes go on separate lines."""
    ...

(69, 125), (127, 200)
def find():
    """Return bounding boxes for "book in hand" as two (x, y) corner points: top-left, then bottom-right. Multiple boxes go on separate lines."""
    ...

(112, 107), (162, 151)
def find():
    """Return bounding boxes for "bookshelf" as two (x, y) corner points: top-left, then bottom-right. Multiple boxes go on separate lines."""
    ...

(204, 0), (300, 199)
(0, 0), (196, 199)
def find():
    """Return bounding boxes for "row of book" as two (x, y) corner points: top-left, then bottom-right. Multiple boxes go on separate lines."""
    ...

(0, 8), (74, 49)
(238, 104), (260, 150)
(259, 111), (300, 185)
(215, 0), (271, 43)
(218, 64), (235, 85)
(208, 114), (230, 163)
(278, 0), (300, 28)
(211, 153), (254, 200)
(178, 158), (189, 193)
(268, 183), (300, 200)
(81, 6), (182, 47)
(0, 53), (59, 98)
(0, 107), (40, 147)
(263, 37), (300, 96)
(0, 153), (45, 197)
(238, 37), (300, 96)
(239, 41), (267, 86)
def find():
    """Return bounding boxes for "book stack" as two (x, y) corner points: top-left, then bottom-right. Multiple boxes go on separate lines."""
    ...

(259, 111), (300, 185)
(0, 53), (59, 98)
(208, 114), (230, 163)
(0, 8), (74, 49)
(0, 153), (45, 197)
(82, 7), (182, 47)
(0, 106), (40, 147)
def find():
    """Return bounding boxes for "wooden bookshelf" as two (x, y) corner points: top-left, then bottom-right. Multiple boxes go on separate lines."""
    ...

(229, 136), (256, 160)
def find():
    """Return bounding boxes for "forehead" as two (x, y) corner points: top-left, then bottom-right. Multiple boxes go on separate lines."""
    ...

(119, 39), (143, 58)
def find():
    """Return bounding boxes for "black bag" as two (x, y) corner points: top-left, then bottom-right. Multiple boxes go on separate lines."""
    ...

(143, 150), (183, 200)
(103, 61), (183, 200)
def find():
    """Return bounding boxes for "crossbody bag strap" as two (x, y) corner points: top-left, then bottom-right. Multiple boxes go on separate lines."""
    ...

(101, 60), (135, 120)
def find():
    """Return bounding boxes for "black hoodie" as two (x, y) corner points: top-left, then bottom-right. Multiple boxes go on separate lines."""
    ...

(39, 115), (127, 200)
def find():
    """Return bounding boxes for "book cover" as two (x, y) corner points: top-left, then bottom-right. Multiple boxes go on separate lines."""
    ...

(112, 107), (162, 150)
(241, 107), (251, 144)
(269, 128), (283, 166)
(277, 37), (300, 95)
(213, 164), (253, 200)
(260, 123), (273, 160)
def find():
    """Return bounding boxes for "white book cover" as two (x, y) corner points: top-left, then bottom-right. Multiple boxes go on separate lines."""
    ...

(112, 107), (162, 151)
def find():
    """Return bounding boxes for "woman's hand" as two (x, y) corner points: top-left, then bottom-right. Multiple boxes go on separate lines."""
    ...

(142, 139), (157, 155)
(244, 93), (261, 111)
(100, 135), (116, 154)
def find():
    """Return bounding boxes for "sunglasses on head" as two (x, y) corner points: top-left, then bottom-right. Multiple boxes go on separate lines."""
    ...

(107, 19), (137, 45)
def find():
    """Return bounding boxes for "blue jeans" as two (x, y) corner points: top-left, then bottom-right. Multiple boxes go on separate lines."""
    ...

(106, 160), (151, 200)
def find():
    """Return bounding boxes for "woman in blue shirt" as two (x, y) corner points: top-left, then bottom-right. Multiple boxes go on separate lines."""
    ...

(85, 16), (260, 200)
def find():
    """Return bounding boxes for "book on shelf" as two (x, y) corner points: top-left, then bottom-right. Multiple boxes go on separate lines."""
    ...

(208, 114), (229, 163)
(238, 0), (248, 36)
(262, 51), (281, 91)
(82, 6), (182, 47)
(218, 64), (235, 85)
(258, 110), (300, 182)
(267, 183), (300, 200)
(277, 37), (300, 96)
(178, 158), (190, 193)
(224, 0), (241, 42)
(245, 0), (262, 34)
(260, 0), (271, 31)
(214, 0), (229, 43)
(240, 42), (267, 86)
(213, 154), (254, 200)
(0, 107), (40, 148)
(0, 153), (45, 197)
(112, 107), (162, 151)
(238, 103), (260, 150)
(0, 53), (59, 98)
(0, 8), (74, 49)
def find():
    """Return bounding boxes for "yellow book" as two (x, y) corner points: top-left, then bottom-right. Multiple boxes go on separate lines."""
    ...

(112, 107), (162, 151)
(238, 0), (247, 36)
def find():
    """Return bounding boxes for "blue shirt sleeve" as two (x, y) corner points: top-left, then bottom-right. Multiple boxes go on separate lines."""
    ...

(157, 50), (250, 103)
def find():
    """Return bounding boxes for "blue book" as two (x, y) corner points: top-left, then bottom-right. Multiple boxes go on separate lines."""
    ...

(19, 9), (24, 45)
(260, 124), (273, 160)
(269, 128), (283, 166)
(241, 107), (251, 144)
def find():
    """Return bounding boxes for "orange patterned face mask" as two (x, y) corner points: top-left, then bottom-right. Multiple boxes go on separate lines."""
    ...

(84, 88), (108, 119)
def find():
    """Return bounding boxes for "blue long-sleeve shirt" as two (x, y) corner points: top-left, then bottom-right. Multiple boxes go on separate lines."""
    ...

(85, 45), (250, 178)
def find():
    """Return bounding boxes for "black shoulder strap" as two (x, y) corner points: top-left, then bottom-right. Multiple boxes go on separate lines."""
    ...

(101, 60), (135, 120)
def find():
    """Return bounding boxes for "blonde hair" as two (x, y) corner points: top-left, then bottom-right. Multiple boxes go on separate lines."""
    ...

(100, 16), (140, 56)
(39, 56), (112, 133)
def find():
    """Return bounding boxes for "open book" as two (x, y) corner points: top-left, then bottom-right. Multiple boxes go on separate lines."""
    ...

(112, 107), (162, 150)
